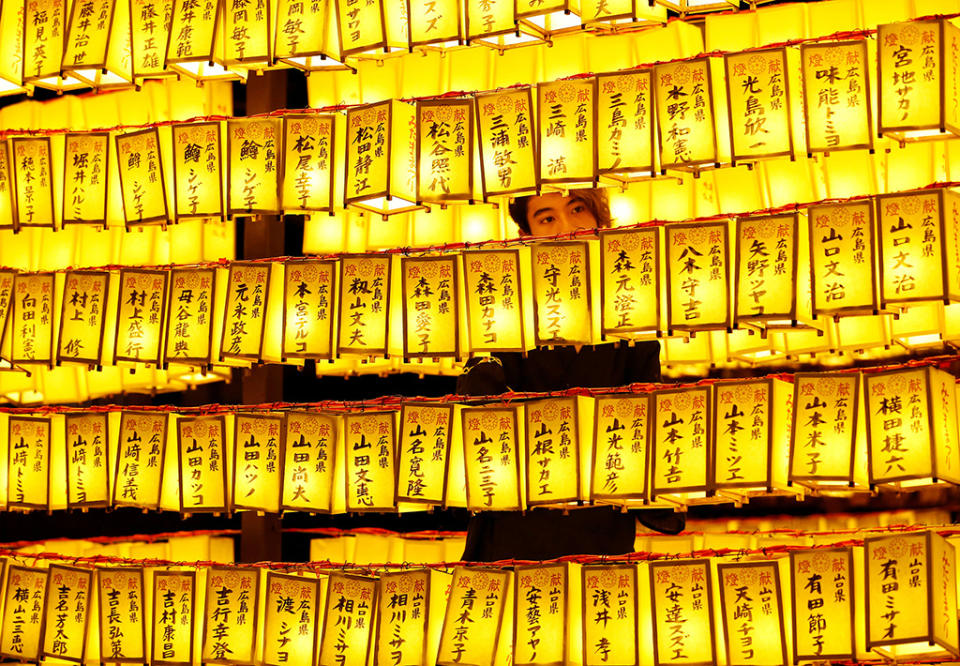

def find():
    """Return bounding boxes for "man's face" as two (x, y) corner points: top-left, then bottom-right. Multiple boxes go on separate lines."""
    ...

(523, 192), (597, 236)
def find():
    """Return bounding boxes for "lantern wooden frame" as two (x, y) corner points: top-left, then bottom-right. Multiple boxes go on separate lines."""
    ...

(650, 385), (716, 503)
(164, 267), (218, 368)
(654, 57), (721, 173)
(0, 142), (15, 230)
(6, 416), (51, 511)
(23, 2), (86, 91)
(231, 413), (285, 513)
(281, 258), (338, 361)
(165, 0), (242, 82)
(280, 410), (338, 514)
(57, 270), (110, 367)
(62, 0), (133, 89)
(474, 87), (540, 200)
(537, 78), (599, 187)
(171, 121), (225, 222)
(581, 563), (640, 666)
(115, 268), (169, 366)
(63, 412), (111, 511)
(262, 572), (319, 666)
(343, 410), (399, 513)
(130, 0), (176, 82)
(596, 69), (656, 182)
(220, 261), (271, 363)
(460, 405), (524, 512)
(96, 567), (147, 664)
(649, 558), (718, 666)
(531, 240), (594, 347)
(41, 565), (93, 663)
(590, 393), (651, 506)
(112, 411), (169, 511)
(175, 414), (229, 514)
(400, 254), (462, 360)
(62, 132), (110, 227)
(515, 0), (581, 38)
(437, 567), (511, 666)
(201, 566), (261, 665)
(461, 248), (529, 353)
(513, 563), (571, 665)
(333, 0), (388, 57)
(396, 402), (454, 505)
(580, 0), (640, 25)
(115, 128), (171, 228)
(416, 99), (474, 203)
(0, 565), (46, 662)
(654, 0), (739, 13)
(407, 0), (463, 47)
(788, 547), (856, 662)
(274, 0), (353, 72)
(319, 573), (380, 664)
(734, 213), (800, 329)
(598, 227), (661, 341)
(522, 396), (582, 507)
(336, 253), (392, 358)
(711, 377), (781, 497)
(222, 1), (273, 70)
(151, 570), (197, 666)
(716, 561), (789, 666)
(226, 118), (282, 217)
(664, 220), (732, 336)
(280, 114), (337, 214)
(10, 136), (56, 230)
(10, 272), (55, 367)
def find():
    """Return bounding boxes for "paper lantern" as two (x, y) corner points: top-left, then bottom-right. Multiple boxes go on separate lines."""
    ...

(62, 0), (133, 88)
(654, 58), (719, 172)
(665, 221), (730, 335)
(275, 0), (350, 70)
(232, 413), (283, 512)
(417, 99), (473, 203)
(201, 567), (261, 663)
(0, 565), (47, 661)
(281, 411), (338, 512)
(464, 0), (520, 44)
(97, 568), (146, 662)
(581, 564), (638, 666)
(23, 0), (85, 90)
(808, 201), (878, 317)
(408, 0), (461, 47)
(591, 393), (650, 505)
(437, 567), (512, 666)
(461, 405), (522, 511)
(166, 0), (241, 81)
(531, 241), (594, 345)
(801, 40), (872, 154)
(58, 271), (109, 366)
(723, 47), (793, 164)
(63, 133), (109, 226)
(597, 70), (655, 182)
(318, 573), (378, 666)
(865, 530), (959, 660)
(152, 570), (196, 665)
(41, 565), (92, 662)
(655, 0), (737, 12)
(538, 78), (597, 187)
(514, 563), (580, 666)
(599, 227), (659, 340)
(165, 267), (217, 366)
(0, 142), (15, 229)
(376, 569), (450, 666)
(115, 269), (169, 365)
(0, 2), (26, 96)
(462, 249), (529, 353)
(220, 262), (270, 362)
(177, 415), (228, 513)
(475, 88), (538, 199)
(116, 128), (170, 228)
(789, 547), (855, 661)
(649, 559), (717, 666)
(130, 0), (175, 81)
(717, 561), (788, 666)
(222, 0), (272, 70)
(64, 412), (110, 509)
(262, 572), (320, 666)
(516, 0), (580, 38)
(651, 386), (713, 504)
(228, 118), (281, 216)
(343, 411), (397, 512)
(523, 396), (581, 506)
(397, 403), (453, 505)
(11, 137), (55, 229)
(11, 273), (55, 366)
(400, 255), (460, 359)
(114, 411), (168, 509)
(172, 121), (225, 222)
(281, 114), (336, 214)
(282, 259), (337, 360)
(337, 254), (391, 357)
(334, 0), (387, 55)
(7, 416), (50, 510)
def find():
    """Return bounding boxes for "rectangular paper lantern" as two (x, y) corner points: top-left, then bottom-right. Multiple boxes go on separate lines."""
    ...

(789, 547), (855, 661)
(376, 569), (450, 666)
(801, 40), (872, 154)
(344, 411), (397, 512)
(116, 128), (170, 227)
(233, 413), (283, 512)
(223, 0), (271, 69)
(63, 133), (109, 226)
(115, 269), (168, 365)
(437, 567), (512, 666)
(591, 394), (650, 505)
(281, 411), (338, 513)
(58, 270), (110, 366)
(864, 366), (960, 488)
(524, 397), (581, 506)
(808, 201), (878, 316)
(275, 0), (349, 71)
(7, 416), (50, 510)
(65, 412), (110, 509)
(172, 121), (225, 221)
(599, 227), (659, 339)
(131, 0), (174, 81)
(417, 99), (473, 203)
(24, 0), (83, 90)
(41, 565), (92, 662)
(319, 573), (378, 666)
(723, 47), (793, 163)
(475, 88), (538, 199)
(177, 415), (228, 513)
(228, 118), (281, 216)
(282, 259), (337, 360)
(397, 402), (454, 504)
(338, 254), (391, 356)
(538, 78), (598, 186)
(11, 137), (55, 228)
(461, 405), (522, 511)
(0, 142), (16, 229)
(865, 530), (959, 659)
(263, 572), (320, 666)
(665, 221), (730, 334)
(62, 0), (132, 88)
(597, 70), (655, 180)
(649, 559), (717, 666)
(335, 0), (387, 55)
(734, 214), (804, 328)
(514, 563), (579, 666)
(462, 249), (528, 353)
(654, 58), (719, 171)
(201, 567), (261, 664)
(281, 114), (336, 213)
(152, 570), (196, 665)
(97, 568), (146, 663)
(0, 2), (25, 96)
(532, 241), (593, 345)
(400, 255), (460, 358)
(717, 561), (788, 666)
(11, 272), (55, 366)
(0, 565), (47, 661)
(408, 0), (461, 47)
(582, 564), (638, 666)
(465, 0), (517, 43)
(221, 262), (271, 361)
(165, 267), (217, 366)
(167, 0), (238, 81)
(651, 386), (713, 503)
(113, 411), (168, 510)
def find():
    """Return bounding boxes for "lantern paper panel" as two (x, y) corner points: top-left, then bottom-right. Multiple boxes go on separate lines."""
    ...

(11, 273), (55, 366)
(65, 412), (110, 509)
(401, 255), (460, 358)
(462, 249), (529, 353)
(461, 406), (523, 511)
(0, 143), (15, 229)
(115, 269), (168, 365)
(409, 0), (461, 46)
(221, 262), (271, 361)
(281, 411), (338, 512)
(282, 114), (336, 213)
(63, 133), (109, 226)
(654, 58), (719, 170)
(524, 397), (582, 506)
(131, 0), (175, 80)
(114, 411), (168, 510)
(465, 0), (515, 42)
(0, 565), (47, 662)
(275, 0), (343, 70)
(665, 222), (730, 333)
(652, 386), (712, 502)
(734, 214), (801, 327)
(790, 548), (855, 661)
(97, 568), (146, 662)
(376, 569), (450, 666)
(944, 190), (960, 303)
(172, 121), (225, 221)
(944, 20), (960, 136)
(318, 573), (378, 666)
(437, 567), (512, 666)
(152, 570), (196, 665)
(649, 559), (716, 666)
(808, 201), (878, 316)
(41, 565), (92, 661)
(514, 563), (580, 666)
(24, 0), (79, 89)
(166, 0), (236, 80)
(717, 561), (788, 666)
(344, 411), (397, 512)
(282, 259), (337, 360)
(58, 271), (110, 366)
(263, 572), (320, 666)
(599, 227), (659, 339)
(11, 137), (55, 229)
(397, 403), (453, 504)
(337, 255), (391, 356)
(582, 564), (638, 666)
(476, 88), (538, 198)
(165, 268), (217, 366)
(0, 1), (24, 94)
(591, 394), (650, 505)
(228, 118), (281, 216)
(223, 0), (271, 67)
(116, 128), (169, 227)
(878, 20), (946, 140)
(62, 0), (131, 87)
(177, 415), (228, 513)
(7, 417), (50, 510)
(724, 47), (793, 163)
(532, 241), (594, 346)
(538, 78), (598, 185)
(801, 40), (872, 153)
(201, 567), (261, 664)
(233, 414), (283, 512)
(0, 269), (14, 340)
(597, 70), (655, 180)
(335, 0), (387, 55)
(417, 100), (473, 203)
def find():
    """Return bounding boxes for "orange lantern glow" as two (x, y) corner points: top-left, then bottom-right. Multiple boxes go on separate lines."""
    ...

(166, 0), (241, 81)
(282, 259), (337, 360)
(172, 121), (225, 222)
(11, 137), (55, 229)
(789, 547), (855, 661)
(524, 396), (582, 506)
(531, 241), (594, 346)
(417, 99), (473, 203)
(462, 249), (529, 353)
(597, 70), (655, 182)
(275, 0), (350, 71)
(7, 416), (51, 510)
(665, 221), (730, 335)
(41, 565), (92, 662)
(397, 402), (453, 505)
(654, 58), (719, 172)
(62, 0), (133, 88)
(201, 567), (261, 663)
(116, 128), (170, 228)
(177, 415), (228, 513)
(649, 559), (717, 666)
(343, 411), (398, 512)
(282, 114), (336, 214)
(723, 47), (793, 164)
(115, 269), (168, 365)
(461, 405), (522, 511)
(599, 227), (659, 340)
(24, 0), (85, 90)
(801, 40), (872, 154)
(221, 262), (271, 362)
(377, 569), (450, 666)
(165, 267), (217, 366)
(808, 201), (879, 318)
(338, 254), (391, 357)
(58, 270), (110, 366)
(63, 133), (109, 226)
(514, 563), (579, 666)
(130, 0), (175, 82)
(281, 411), (338, 513)
(228, 118), (282, 217)
(319, 573), (378, 666)
(651, 385), (714, 504)
(263, 572), (321, 666)
(0, 565), (47, 661)
(717, 561), (789, 666)
(582, 564), (638, 666)
(114, 411), (168, 510)
(97, 568), (147, 662)
(475, 88), (538, 199)
(437, 567), (512, 666)
(152, 570), (196, 665)
(538, 78), (598, 187)
(591, 393), (650, 506)
(64, 412), (110, 509)
(232, 413), (284, 512)
(11, 273), (55, 367)
(401, 255), (461, 359)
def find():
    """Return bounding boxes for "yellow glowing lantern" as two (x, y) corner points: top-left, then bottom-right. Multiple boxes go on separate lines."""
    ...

(11, 273), (55, 367)
(649, 559), (716, 666)
(438, 567), (512, 666)
(376, 569), (451, 666)
(801, 40), (872, 154)
(114, 411), (168, 509)
(717, 561), (788, 666)
(58, 270), (110, 366)
(599, 228), (659, 340)
(531, 241), (594, 346)
(582, 564), (638, 666)
(408, 0), (461, 47)
(116, 128), (170, 228)
(201, 567), (261, 664)
(790, 547), (855, 661)
(23, 0), (85, 90)
(177, 415), (228, 513)
(62, 133), (109, 227)
(400, 255), (460, 359)
(591, 393), (650, 506)
(232, 413), (283, 512)
(7, 416), (50, 510)
(222, 0), (272, 71)
(97, 568), (146, 662)
(0, 565), (47, 661)
(654, 58), (719, 172)
(115, 269), (168, 365)
(276, 0), (351, 70)
(64, 412), (110, 509)
(152, 570), (196, 664)
(41, 565), (93, 662)
(228, 118), (282, 217)
(172, 121), (225, 222)
(281, 410), (338, 512)
(665, 221), (730, 335)
(282, 259), (337, 360)
(334, 0), (387, 55)
(11, 137), (55, 229)
(524, 396), (581, 506)
(461, 405), (522, 511)
(475, 88), (538, 199)
(514, 563), (580, 666)
(537, 78), (597, 187)
(282, 114), (336, 214)
(319, 573), (378, 666)
(597, 70), (655, 182)
(0, 270), (15, 348)
(166, 0), (241, 81)
(464, 0), (521, 45)
(724, 47), (793, 164)
(417, 100), (473, 203)
(651, 385), (713, 504)
(221, 262), (271, 362)
(338, 254), (391, 357)
(344, 411), (397, 512)
(0, 1), (26, 96)
(263, 572), (321, 666)
(397, 402), (453, 505)
(62, 0), (133, 88)
(130, 0), (174, 81)
(808, 201), (878, 317)
(865, 530), (959, 660)
(864, 366), (960, 489)
(0, 142), (15, 229)
(582, 0), (664, 24)
(516, 0), (580, 38)
(165, 267), (217, 366)
(462, 249), (529, 353)
(655, 0), (738, 12)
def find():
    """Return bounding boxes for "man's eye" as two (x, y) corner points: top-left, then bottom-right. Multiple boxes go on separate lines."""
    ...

(570, 204), (586, 214)
(538, 216), (555, 225)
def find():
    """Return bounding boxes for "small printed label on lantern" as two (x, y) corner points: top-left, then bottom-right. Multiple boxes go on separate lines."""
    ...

(0, 143), (15, 229)
(167, 0), (218, 62)
(466, 0), (512, 39)
(376, 570), (433, 666)
(201, 568), (260, 664)
(343, 412), (397, 512)
(1, 565), (47, 661)
(131, 0), (173, 78)
(538, 79), (597, 184)
(24, 0), (65, 79)
(714, 380), (770, 487)
(597, 71), (654, 175)
(338, 255), (391, 355)
(228, 118), (281, 214)
(335, 0), (385, 53)
(165, 268), (216, 364)
(177, 416), (227, 512)
(282, 114), (335, 212)
(281, 412), (338, 512)
(600, 228), (659, 336)
(582, 564), (638, 666)
(593, 395), (650, 501)
(650, 560), (715, 666)
(59, 271), (109, 365)
(654, 58), (717, 168)
(233, 414), (283, 512)
(116, 128), (168, 225)
(461, 407), (522, 510)
(801, 40), (871, 152)
(438, 567), (511, 666)
(532, 241), (592, 345)
(476, 88), (537, 197)
(410, 0), (459, 44)
(735, 215), (797, 322)
(463, 249), (525, 352)
(790, 373), (859, 482)
(401, 256), (459, 357)
(877, 191), (943, 304)
(7, 417), (50, 509)
(63, 133), (109, 225)
(418, 100), (472, 201)
(263, 572), (320, 666)
(173, 121), (224, 219)
(116, 269), (168, 364)
(42, 565), (92, 661)
(865, 533), (937, 648)
(724, 48), (792, 161)
(652, 387), (712, 497)
(275, 0), (325, 58)
(63, 0), (113, 70)
(283, 260), (336, 359)
(319, 574), (377, 666)
(878, 21), (941, 133)
(221, 262), (270, 360)
(115, 411), (168, 509)
(524, 397), (580, 505)
(97, 568), (145, 662)
(718, 562), (787, 666)
(515, 564), (567, 666)
(11, 137), (54, 228)
(11, 273), (54, 365)
(345, 102), (391, 203)
(153, 571), (195, 665)
(790, 548), (854, 660)
(665, 222), (729, 330)
(65, 413), (110, 508)
(397, 403), (453, 504)
(808, 202), (876, 314)
(224, 0), (269, 62)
